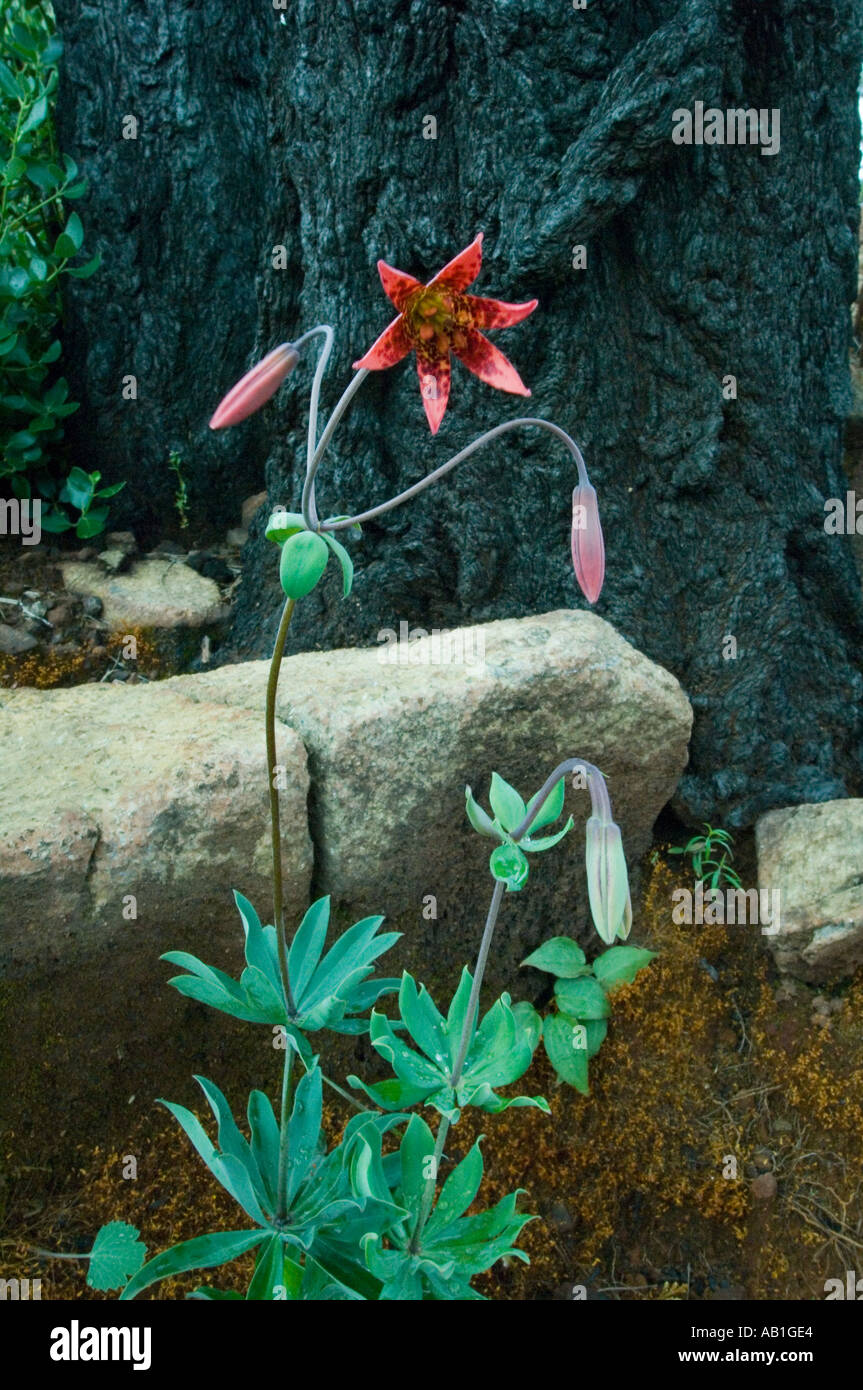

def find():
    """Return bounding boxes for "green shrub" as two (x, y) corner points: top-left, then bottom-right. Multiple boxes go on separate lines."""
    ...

(0, 1), (122, 536)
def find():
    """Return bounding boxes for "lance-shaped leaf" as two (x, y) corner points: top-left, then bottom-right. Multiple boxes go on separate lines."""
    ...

(163, 892), (399, 1038)
(350, 972), (547, 1119)
(361, 1117), (535, 1300)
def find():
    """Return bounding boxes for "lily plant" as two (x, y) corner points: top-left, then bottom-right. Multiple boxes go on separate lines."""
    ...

(71, 234), (639, 1302)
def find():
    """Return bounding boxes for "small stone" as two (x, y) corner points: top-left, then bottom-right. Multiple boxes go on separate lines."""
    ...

(750, 1172), (777, 1200)
(812, 994), (831, 1014)
(772, 1118), (794, 1133)
(90, 645), (108, 659)
(752, 1149), (773, 1172)
(81, 595), (104, 618)
(105, 531), (137, 554)
(241, 490), (268, 529)
(46, 604), (74, 628)
(98, 547), (133, 575)
(186, 551), (234, 586)
(547, 1201), (574, 1233)
(0, 623), (38, 655)
(76, 547), (98, 561)
(225, 527), (248, 548)
(22, 589), (41, 601)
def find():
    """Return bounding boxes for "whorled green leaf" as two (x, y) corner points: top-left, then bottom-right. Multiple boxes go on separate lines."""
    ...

(593, 944), (656, 994)
(543, 1013), (590, 1093)
(554, 974), (610, 1020)
(521, 936), (588, 978)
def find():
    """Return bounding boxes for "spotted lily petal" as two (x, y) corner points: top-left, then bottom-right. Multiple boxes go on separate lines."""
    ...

(353, 316), (412, 371)
(452, 328), (531, 396)
(465, 295), (538, 330)
(429, 232), (484, 291)
(417, 354), (451, 435)
(377, 260), (423, 311)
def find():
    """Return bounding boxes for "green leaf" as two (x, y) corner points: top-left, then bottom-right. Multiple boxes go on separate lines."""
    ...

(62, 465), (95, 511)
(520, 817), (574, 853)
(0, 61), (20, 100)
(510, 1000), (543, 1054)
(543, 1013), (590, 1093)
(320, 530), (354, 597)
(67, 253), (102, 281)
(279, 530), (329, 598)
(86, 1222), (147, 1292)
(524, 776), (566, 832)
(489, 842), (529, 892)
(288, 896), (330, 1000)
(20, 95), (48, 136)
(425, 1139), (484, 1236)
(119, 1230), (266, 1300)
(465, 786), (498, 839)
(399, 1113), (435, 1217)
(398, 973), (448, 1071)
(593, 945), (656, 994)
(488, 772), (526, 833)
(521, 936), (587, 978)
(265, 510), (306, 544)
(285, 1066), (322, 1204)
(38, 508), (73, 533)
(554, 975), (610, 1020)
(246, 1234), (286, 1300)
(76, 506), (109, 538)
(64, 211), (84, 252)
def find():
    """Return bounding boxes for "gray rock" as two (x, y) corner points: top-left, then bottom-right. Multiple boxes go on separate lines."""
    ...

(61, 558), (229, 632)
(0, 680), (312, 1162)
(0, 622), (38, 655)
(756, 800), (863, 983)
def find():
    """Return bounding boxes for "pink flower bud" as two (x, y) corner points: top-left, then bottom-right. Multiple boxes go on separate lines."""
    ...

(571, 483), (605, 604)
(209, 343), (299, 430)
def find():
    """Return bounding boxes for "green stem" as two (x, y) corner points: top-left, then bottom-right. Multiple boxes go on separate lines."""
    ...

(322, 1073), (372, 1112)
(276, 1045), (296, 1223)
(266, 595), (297, 1014)
(410, 878), (506, 1250)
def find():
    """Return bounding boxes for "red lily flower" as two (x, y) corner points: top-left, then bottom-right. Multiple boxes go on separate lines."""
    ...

(352, 233), (538, 434)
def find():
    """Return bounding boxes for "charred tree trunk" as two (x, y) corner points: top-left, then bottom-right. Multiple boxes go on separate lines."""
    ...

(54, 0), (863, 826)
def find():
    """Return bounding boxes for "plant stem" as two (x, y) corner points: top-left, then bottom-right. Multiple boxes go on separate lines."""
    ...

(266, 595), (297, 1014)
(276, 1045), (295, 1223)
(301, 367), (370, 527)
(319, 417), (589, 533)
(322, 1073), (372, 1112)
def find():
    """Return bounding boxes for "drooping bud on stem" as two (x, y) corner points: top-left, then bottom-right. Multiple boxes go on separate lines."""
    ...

(209, 343), (299, 429)
(571, 481), (605, 604)
(582, 765), (632, 944)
